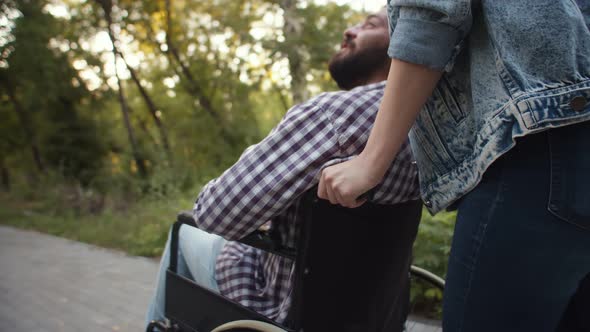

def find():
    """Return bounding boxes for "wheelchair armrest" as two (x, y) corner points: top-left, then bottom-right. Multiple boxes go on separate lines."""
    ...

(174, 211), (296, 260)
(176, 210), (197, 227)
(240, 230), (296, 259)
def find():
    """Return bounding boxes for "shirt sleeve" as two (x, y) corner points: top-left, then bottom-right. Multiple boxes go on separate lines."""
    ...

(192, 97), (340, 241)
(387, 0), (473, 71)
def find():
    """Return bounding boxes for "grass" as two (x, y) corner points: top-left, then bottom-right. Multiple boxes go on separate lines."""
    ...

(0, 188), (195, 257)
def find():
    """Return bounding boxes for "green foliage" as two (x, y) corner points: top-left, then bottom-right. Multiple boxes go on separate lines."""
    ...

(410, 209), (456, 319)
(413, 209), (456, 277)
(0, 180), (195, 257)
(43, 104), (108, 183)
(1, 0), (108, 181)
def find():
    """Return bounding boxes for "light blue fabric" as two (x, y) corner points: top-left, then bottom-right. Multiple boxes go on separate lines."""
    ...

(145, 225), (227, 328)
(387, 0), (590, 213)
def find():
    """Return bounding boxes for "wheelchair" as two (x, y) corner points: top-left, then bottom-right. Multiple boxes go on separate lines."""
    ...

(147, 188), (445, 332)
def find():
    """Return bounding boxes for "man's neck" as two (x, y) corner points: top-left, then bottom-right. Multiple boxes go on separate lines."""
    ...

(352, 66), (389, 89)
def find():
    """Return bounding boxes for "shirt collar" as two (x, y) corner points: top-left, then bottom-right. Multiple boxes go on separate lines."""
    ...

(349, 81), (386, 93)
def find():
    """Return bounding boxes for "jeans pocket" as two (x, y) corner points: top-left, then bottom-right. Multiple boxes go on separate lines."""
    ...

(547, 122), (590, 231)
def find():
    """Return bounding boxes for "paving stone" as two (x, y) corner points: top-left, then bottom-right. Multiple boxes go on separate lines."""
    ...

(0, 226), (158, 332)
(0, 225), (440, 332)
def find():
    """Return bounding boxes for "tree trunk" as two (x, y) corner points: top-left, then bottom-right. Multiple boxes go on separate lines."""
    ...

(137, 116), (159, 147)
(118, 50), (173, 161)
(97, 0), (147, 177)
(2, 81), (45, 173)
(0, 159), (9, 192)
(268, 63), (290, 113)
(113, 59), (148, 177)
(280, 0), (308, 104)
(97, 0), (171, 161)
(164, 0), (238, 146)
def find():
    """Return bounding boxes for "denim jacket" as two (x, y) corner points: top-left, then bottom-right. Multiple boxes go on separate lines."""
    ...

(387, 0), (590, 213)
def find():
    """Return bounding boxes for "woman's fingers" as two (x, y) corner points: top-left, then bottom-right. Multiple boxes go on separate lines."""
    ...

(318, 166), (339, 204)
(317, 157), (376, 208)
(347, 197), (367, 209)
(338, 185), (363, 208)
(319, 165), (364, 207)
(325, 177), (338, 205)
(317, 173), (329, 200)
(332, 185), (346, 206)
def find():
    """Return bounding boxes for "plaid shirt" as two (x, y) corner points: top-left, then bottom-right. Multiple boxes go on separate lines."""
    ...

(192, 81), (419, 322)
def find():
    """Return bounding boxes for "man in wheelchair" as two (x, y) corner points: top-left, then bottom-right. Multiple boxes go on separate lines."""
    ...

(146, 8), (421, 332)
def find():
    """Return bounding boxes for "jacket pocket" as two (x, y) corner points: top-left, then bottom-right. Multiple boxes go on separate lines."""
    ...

(433, 75), (466, 124)
(409, 103), (458, 180)
(547, 121), (590, 231)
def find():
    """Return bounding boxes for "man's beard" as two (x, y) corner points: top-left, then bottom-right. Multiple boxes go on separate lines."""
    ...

(328, 43), (389, 90)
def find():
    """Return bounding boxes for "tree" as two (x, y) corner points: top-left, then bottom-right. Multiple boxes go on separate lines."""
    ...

(0, 0), (367, 194)
(279, 0), (308, 104)
(95, 0), (148, 177)
(0, 75), (45, 173)
(1, 0), (108, 182)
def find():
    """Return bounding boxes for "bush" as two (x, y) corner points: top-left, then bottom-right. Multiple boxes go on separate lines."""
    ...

(414, 209), (456, 277)
(410, 208), (457, 319)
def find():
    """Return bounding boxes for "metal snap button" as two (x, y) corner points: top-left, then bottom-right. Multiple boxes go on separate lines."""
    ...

(424, 200), (432, 208)
(570, 96), (588, 112)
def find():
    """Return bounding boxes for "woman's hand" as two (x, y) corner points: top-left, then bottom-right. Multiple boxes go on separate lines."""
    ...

(317, 155), (382, 208)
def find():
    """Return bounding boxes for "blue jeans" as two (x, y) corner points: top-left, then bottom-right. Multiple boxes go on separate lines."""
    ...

(145, 225), (227, 327)
(443, 121), (590, 332)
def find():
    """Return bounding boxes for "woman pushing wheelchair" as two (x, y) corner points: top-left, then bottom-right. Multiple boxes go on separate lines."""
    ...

(319, 1), (590, 331)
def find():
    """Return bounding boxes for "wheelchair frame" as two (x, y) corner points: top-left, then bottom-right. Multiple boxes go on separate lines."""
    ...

(147, 189), (444, 332)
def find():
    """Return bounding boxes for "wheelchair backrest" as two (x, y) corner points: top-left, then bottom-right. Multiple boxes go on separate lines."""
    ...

(286, 190), (422, 332)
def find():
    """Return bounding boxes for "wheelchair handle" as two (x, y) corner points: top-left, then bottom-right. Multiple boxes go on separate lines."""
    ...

(176, 211), (198, 227)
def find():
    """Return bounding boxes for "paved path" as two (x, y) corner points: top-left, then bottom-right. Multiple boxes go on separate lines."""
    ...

(0, 226), (441, 332)
(407, 316), (442, 332)
(0, 226), (158, 332)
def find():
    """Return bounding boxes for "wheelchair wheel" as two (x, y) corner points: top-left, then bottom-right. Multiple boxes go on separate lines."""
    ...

(210, 320), (287, 332)
(405, 265), (444, 332)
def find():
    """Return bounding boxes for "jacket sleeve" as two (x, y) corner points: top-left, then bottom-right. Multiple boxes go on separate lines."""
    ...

(387, 0), (473, 71)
